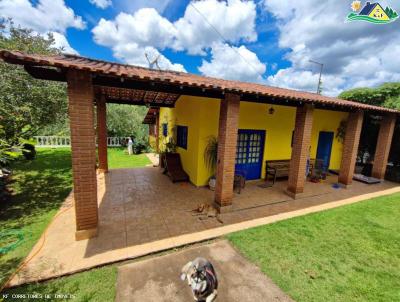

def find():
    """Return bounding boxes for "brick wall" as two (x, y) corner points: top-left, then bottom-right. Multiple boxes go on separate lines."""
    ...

(215, 93), (240, 208)
(287, 104), (314, 196)
(372, 113), (396, 179)
(338, 110), (364, 186)
(97, 95), (108, 172)
(67, 70), (98, 236)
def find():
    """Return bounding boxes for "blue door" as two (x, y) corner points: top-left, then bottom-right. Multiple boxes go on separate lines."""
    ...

(235, 130), (265, 180)
(316, 131), (334, 172)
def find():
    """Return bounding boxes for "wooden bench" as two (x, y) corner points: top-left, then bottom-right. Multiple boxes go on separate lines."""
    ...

(265, 160), (291, 185)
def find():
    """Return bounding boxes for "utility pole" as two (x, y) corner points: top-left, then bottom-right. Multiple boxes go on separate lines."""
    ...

(309, 60), (323, 94)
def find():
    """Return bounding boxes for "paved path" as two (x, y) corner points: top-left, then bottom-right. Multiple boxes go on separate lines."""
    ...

(116, 240), (294, 302)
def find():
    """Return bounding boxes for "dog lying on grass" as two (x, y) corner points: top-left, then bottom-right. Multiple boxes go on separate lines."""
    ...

(180, 257), (218, 302)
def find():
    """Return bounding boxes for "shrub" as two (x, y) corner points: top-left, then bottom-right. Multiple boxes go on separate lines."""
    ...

(22, 143), (36, 160)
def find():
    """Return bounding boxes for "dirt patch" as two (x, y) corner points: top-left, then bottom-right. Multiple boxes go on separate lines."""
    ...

(116, 240), (294, 302)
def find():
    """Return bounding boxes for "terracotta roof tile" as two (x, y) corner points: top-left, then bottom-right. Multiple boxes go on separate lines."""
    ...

(0, 50), (398, 114)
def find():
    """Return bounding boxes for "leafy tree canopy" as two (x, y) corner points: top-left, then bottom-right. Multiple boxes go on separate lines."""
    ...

(106, 104), (149, 145)
(339, 82), (400, 110)
(0, 20), (68, 145)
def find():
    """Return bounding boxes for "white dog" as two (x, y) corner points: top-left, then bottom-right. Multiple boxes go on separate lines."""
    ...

(180, 257), (218, 302)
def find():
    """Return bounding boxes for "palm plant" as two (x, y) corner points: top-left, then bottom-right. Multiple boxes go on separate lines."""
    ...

(204, 136), (218, 175)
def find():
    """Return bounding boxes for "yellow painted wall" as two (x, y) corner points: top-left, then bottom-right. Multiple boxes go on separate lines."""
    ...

(159, 97), (348, 186)
(310, 109), (348, 170)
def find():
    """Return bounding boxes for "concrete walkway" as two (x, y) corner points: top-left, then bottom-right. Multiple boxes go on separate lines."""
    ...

(116, 240), (294, 302)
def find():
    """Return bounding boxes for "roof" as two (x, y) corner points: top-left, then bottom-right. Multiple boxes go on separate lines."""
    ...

(143, 108), (159, 124)
(0, 49), (398, 114)
(359, 2), (385, 15)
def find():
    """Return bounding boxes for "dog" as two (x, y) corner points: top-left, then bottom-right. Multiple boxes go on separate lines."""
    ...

(180, 257), (218, 302)
(192, 203), (223, 224)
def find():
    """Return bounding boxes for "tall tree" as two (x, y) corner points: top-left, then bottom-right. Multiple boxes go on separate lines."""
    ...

(106, 104), (149, 145)
(0, 20), (68, 145)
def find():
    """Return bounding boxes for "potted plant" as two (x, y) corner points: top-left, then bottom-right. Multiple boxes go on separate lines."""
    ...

(204, 136), (218, 190)
(160, 137), (176, 168)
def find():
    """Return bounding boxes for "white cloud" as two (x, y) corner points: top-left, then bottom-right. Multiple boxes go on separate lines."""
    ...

(113, 0), (172, 14)
(263, 0), (400, 95)
(199, 43), (265, 82)
(92, 0), (258, 71)
(92, 8), (183, 71)
(113, 44), (186, 72)
(267, 68), (345, 96)
(0, 0), (84, 57)
(89, 0), (112, 9)
(173, 0), (257, 55)
(50, 32), (79, 55)
(0, 0), (85, 34)
(93, 9), (176, 50)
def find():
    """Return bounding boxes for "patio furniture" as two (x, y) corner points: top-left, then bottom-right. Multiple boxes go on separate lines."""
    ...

(265, 160), (291, 185)
(353, 174), (381, 184)
(310, 159), (328, 181)
(234, 171), (246, 194)
(163, 153), (189, 183)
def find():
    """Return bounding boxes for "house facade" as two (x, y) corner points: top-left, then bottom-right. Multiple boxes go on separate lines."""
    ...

(1, 50), (398, 240)
(156, 97), (348, 187)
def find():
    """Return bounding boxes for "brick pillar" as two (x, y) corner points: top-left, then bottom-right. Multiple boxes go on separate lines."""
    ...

(67, 70), (98, 240)
(214, 93), (240, 211)
(287, 104), (314, 199)
(372, 113), (396, 179)
(97, 95), (108, 173)
(338, 111), (364, 187)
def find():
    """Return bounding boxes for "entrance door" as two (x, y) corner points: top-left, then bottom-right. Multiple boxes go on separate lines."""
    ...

(316, 131), (334, 172)
(235, 130), (265, 180)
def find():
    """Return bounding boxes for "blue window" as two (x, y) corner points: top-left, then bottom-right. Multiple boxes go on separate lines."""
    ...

(177, 125), (188, 149)
(162, 123), (168, 137)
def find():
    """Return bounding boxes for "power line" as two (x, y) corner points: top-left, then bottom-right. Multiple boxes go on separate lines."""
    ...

(188, 1), (264, 78)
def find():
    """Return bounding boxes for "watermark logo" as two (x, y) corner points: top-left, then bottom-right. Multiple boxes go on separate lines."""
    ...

(347, 1), (398, 24)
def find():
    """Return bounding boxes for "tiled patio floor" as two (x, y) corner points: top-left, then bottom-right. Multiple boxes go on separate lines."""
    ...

(8, 167), (400, 286)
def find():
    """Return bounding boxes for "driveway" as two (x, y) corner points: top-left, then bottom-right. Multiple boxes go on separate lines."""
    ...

(116, 240), (294, 302)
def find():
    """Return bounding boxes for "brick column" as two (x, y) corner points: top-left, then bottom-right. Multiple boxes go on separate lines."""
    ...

(97, 95), (108, 173)
(286, 104), (314, 199)
(67, 70), (98, 240)
(372, 113), (396, 179)
(338, 110), (364, 187)
(214, 93), (240, 211)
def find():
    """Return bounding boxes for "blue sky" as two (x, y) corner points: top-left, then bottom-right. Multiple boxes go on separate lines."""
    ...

(1, 0), (400, 96)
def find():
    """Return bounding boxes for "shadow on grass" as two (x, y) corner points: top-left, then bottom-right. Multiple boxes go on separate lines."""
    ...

(0, 148), (72, 287)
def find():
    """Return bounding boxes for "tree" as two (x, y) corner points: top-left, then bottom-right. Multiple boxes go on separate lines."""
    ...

(0, 20), (68, 146)
(106, 104), (149, 146)
(339, 82), (400, 109)
(339, 82), (400, 168)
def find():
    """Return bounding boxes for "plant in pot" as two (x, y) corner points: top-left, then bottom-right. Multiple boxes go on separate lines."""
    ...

(204, 136), (218, 190)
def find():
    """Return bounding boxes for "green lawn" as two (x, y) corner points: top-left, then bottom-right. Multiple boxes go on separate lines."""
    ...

(0, 148), (72, 288)
(0, 147), (151, 295)
(228, 193), (400, 302)
(107, 147), (152, 169)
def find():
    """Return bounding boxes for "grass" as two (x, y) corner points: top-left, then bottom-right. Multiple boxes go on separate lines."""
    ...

(228, 193), (400, 302)
(0, 147), (152, 297)
(0, 148), (72, 287)
(107, 147), (152, 169)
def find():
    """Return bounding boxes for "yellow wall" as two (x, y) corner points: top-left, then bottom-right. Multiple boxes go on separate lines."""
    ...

(159, 97), (348, 186)
(310, 109), (348, 170)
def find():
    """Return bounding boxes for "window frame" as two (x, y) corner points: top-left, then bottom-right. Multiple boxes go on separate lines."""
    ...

(176, 125), (188, 150)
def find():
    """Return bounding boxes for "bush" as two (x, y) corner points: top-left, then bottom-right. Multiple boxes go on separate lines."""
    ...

(22, 143), (36, 160)
(133, 142), (147, 154)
